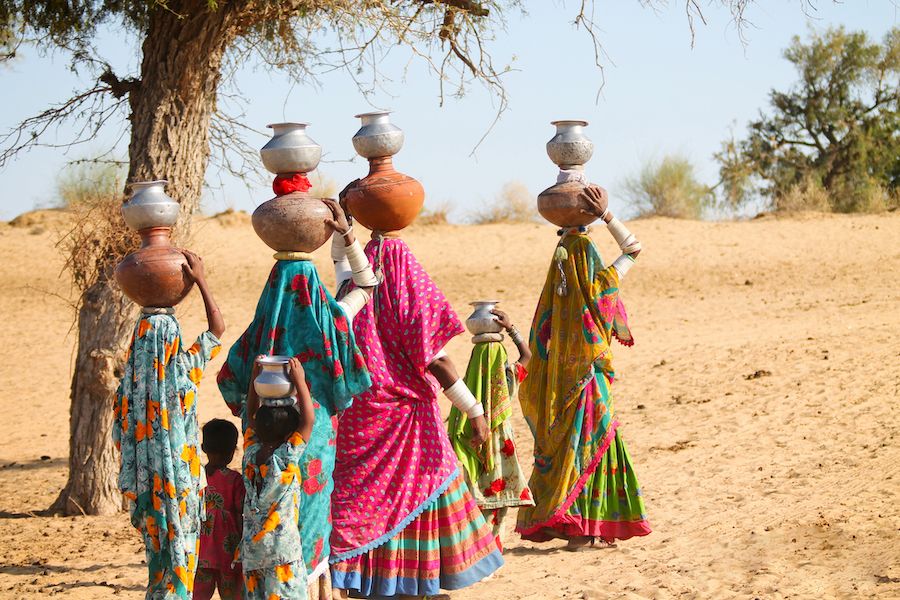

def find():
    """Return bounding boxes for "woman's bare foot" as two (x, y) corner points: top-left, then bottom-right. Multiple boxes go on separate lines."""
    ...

(565, 535), (617, 551)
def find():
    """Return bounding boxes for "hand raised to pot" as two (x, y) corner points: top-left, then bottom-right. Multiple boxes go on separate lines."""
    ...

(338, 179), (360, 214)
(579, 185), (609, 222)
(322, 198), (356, 246)
(181, 249), (206, 284)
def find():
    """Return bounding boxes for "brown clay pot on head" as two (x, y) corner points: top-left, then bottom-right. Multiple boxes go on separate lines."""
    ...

(537, 181), (600, 227)
(115, 227), (194, 307)
(252, 191), (334, 253)
(344, 157), (424, 231)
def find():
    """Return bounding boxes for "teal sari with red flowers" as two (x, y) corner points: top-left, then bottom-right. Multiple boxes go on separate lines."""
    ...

(216, 258), (371, 587)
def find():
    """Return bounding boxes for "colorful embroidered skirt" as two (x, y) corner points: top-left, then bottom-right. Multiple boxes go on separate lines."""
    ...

(330, 471), (503, 597)
(521, 427), (651, 542)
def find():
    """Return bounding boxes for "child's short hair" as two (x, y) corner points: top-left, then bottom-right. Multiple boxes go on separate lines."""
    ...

(202, 419), (239, 455)
(255, 405), (301, 445)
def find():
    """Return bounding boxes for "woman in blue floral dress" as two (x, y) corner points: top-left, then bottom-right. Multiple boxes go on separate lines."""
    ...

(113, 250), (226, 599)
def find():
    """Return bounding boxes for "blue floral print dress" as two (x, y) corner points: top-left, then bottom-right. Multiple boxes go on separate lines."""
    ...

(113, 313), (221, 599)
(241, 428), (309, 600)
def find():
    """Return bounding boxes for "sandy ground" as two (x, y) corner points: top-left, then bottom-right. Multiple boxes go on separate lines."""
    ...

(0, 208), (898, 600)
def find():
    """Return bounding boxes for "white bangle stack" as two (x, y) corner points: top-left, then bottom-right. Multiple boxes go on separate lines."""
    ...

(337, 287), (370, 319)
(331, 232), (352, 285)
(344, 239), (379, 288)
(444, 378), (485, 419)
(607, 216), (642, 254)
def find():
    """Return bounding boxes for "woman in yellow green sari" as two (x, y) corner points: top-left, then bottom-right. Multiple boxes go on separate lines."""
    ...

(516, 185), (651, 550)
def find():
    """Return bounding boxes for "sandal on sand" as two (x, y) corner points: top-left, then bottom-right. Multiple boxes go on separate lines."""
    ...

(565, 536), (617, 552)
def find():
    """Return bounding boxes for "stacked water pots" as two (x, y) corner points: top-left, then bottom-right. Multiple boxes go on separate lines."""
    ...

(344, 111), (425, 232)
(252, 123), (334, 253)
(536, 120), (600, 227)
(115, 180), (194, 307)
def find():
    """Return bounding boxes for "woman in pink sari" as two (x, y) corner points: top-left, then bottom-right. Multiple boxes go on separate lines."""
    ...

(329, 231), (503, 599)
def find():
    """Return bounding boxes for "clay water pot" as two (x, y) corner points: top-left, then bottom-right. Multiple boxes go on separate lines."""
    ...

(252, 191), (333, 253)
(260, 123), (322, 175)
(254, 355), (295, 399)
(344, 157), (424, 231)
(466, 301), (503, 335)
(115, 227), (193, 307)
(537, 181), (601, 227)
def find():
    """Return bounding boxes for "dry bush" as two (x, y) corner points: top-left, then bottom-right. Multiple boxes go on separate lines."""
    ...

(416, 200), (455, 226)
(469, 180), (540, 225)
(53, 163), (144, 306)
(57, 186), (140, 297)
(775, 176), (832, 213)
(622, 154), (712, 219)
(310, 171), (340, 199)
(851, 181), (900, 213)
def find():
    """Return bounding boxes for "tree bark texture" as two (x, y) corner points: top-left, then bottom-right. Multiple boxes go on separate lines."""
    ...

(127, 0), (241, 227)
(56, 0), (241, 515)
(52, 280), (138, 515)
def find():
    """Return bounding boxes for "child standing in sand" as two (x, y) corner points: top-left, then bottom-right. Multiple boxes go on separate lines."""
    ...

(448, 307), (535, 553)
(241, 355), (315, 600)
(196, 419), (245, 600)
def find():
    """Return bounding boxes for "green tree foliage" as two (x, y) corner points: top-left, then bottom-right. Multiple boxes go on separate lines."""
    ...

(620, 154), (711, 219)
(716, 26), (900, 212)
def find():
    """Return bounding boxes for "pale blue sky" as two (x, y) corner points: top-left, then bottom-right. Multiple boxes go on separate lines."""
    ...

(1, 1), (898, 221)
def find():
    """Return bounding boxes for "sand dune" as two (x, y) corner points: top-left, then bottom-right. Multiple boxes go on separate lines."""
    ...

(0, 209), (898, 599)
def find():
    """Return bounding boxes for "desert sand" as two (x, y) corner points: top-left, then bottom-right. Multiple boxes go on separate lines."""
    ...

(0, 208), (898, 600)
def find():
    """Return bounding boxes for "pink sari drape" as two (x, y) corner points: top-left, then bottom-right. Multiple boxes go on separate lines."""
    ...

(330, 238), (465, 561)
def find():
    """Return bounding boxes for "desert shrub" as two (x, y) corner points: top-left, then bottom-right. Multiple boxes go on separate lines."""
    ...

(774, 175), (832, 213)
(775, 175), (900, 214)
(58, 184), (140, 296)
(416, 200), (454, 226)
(621, 154), (712, 219)
(469, 180), (540, 224)
(54, 161), (127, 209)
(309, 171), (340, 199)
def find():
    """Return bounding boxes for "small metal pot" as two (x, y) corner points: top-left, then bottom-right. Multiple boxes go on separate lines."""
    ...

(352, 111), (405, 159)
(546, 120), (594, 168)
(260, 123), (322, 175)
(121, 180), (180, 231)
(466, 301), (503, 335)
(253, 355), (296, 399)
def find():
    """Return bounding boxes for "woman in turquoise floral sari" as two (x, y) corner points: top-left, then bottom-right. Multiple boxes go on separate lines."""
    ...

(113, 250), (226, 599)
(217, 197), (373, 599)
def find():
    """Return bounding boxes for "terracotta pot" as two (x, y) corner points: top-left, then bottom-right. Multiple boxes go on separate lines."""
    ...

(344, 157), (424, 231)
(252, 191), (333, 252)
(536, 181), (600, 227)
(115, 227), (194, 307)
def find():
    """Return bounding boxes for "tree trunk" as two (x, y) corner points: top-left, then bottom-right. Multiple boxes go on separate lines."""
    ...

(52, 0), (240, 515)
(51, 280), (138, 515)
(127, 0), (240, 222)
